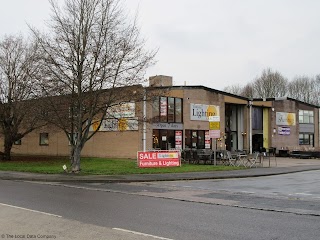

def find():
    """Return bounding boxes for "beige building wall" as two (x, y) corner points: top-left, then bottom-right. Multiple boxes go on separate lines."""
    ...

(271, 100), (299, 150)
(6, 85), (319, 160)
(8, 86), (247, 158)
(11, 127), (141, 159)
(270, 99), (319, 150)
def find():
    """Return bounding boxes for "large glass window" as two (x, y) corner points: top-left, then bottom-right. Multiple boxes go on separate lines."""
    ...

(299, 133), (314, 145)
(168, 97), (175, 122)
(160, 97), (167, 122)
(185, 130), (208, 149)
(252, 107), (263, 130)
(152, 97), (183, 123)
(152, 97), (160, 122)
(299, 110), (314, 124)
(175, 98), (182, 123)
(152, 130), (181, 150)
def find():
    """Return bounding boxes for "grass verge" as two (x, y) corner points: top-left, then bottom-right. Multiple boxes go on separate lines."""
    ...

(0, 157), (243, 175)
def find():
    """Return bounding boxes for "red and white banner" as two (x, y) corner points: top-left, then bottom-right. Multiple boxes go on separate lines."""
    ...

(137, 150), (181, 168)
(175, 130), (182, 150)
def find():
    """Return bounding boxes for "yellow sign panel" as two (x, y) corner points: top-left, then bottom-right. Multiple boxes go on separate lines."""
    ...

(91, 120), (101, 131)
(209, 122), (220, 130)
(118, 118), (128, 131)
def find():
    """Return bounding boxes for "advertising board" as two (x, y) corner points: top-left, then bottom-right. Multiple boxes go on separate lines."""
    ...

(137, 150), (181, 168)
(190, 104), (220, 121)
(276, 112), (296, 126)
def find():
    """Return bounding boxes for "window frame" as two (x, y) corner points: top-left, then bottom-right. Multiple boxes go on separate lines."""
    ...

(14, 139), (22, 145)
(153, 96), (183, 123)
(39, 133), (49, 146)
(299, 133), (314, 145)
(299, 110), (314, 124)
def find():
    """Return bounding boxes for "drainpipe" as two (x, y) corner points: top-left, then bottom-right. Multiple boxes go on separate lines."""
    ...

(249, 100), (253, 154)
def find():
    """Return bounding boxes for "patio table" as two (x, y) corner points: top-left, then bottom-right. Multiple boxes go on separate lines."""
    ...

(236, 154), (247, 167)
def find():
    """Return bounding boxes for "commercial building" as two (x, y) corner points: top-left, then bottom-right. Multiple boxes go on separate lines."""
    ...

(9, 75), (320, 158)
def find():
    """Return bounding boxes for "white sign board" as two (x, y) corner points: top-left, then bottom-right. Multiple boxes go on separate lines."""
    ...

(190, 104), (220, 121)
(209, 130), (221, 138)
(276, 112), (296, 126)
(208, 116), (220, 122)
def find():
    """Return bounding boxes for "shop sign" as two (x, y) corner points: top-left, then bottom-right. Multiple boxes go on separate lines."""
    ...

(205, 131), (211, 149)
(209, 122), (220, 130)
(208, 116), (220, 122)
(106, 102), (135, 118)
(209, 130), (220, 138)
(90, 118), (138, 131)
(137, 150), (181, 168)
(276, 112), (296, 126)
(152, 122), (183, 130)
(190, 104), (220, 121)
(278, 126), (290, 135)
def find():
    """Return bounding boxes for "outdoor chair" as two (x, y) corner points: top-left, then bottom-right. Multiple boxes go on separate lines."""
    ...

(219, 150), (229, 165)
(181, 150), (192, 163)
(246, 152), (261, 168)
(226, 151), (237, 166)
(190, 150), (200, 164)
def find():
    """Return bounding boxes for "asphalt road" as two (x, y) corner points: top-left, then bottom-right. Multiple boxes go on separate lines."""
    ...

(1, 173), (320, 240)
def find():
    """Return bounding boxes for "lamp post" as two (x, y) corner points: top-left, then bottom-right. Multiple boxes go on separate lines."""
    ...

(142, 88), (147, 151)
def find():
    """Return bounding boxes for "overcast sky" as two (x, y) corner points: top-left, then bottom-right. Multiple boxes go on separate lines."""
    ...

(1, 0), (319, 90)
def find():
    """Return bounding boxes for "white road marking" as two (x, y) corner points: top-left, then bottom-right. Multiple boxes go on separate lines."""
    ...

(240, 191), (255, 194)
(0, 202), (62, 218)
(113, 228), (174, 240)
(294, 193), (313, 196)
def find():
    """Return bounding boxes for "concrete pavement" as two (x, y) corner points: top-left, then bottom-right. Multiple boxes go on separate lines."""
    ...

(0, 157), (320, 183)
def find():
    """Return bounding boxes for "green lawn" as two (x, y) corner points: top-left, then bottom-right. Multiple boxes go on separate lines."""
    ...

(0, 157), (242, 175)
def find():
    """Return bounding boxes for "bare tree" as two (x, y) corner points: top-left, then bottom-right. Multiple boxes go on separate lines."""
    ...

(253, 68), (288, 98)
(309, 75), (320, 105)
(223, 68), (287, 99)
(223, 84), (243, 96)
(32, 0), (156, 172)
(0, 35), (44, 160)
(287, 76), (313, 104)
(240, 83), (254, 98)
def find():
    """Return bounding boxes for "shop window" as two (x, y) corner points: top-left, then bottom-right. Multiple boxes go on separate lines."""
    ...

(152, 130), (160, 149)
(175, 98), (182, 123)
(299, 133), (314, 145)
(153, 129), (180, 150)
(152, 97), (160, 122)
(185, 130), (192, 149)
(185, 130), (208, 149)
(39, 133), (49, 146)
(252, 107), (263, 130)
(299, 110), (314, 124)
(168, 97), (175, 122)
(160, 97), (167, 122)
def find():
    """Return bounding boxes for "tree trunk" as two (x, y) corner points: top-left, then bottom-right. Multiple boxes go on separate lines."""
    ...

(71, 145), (82, 173)
(4, 136), (13, 161)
